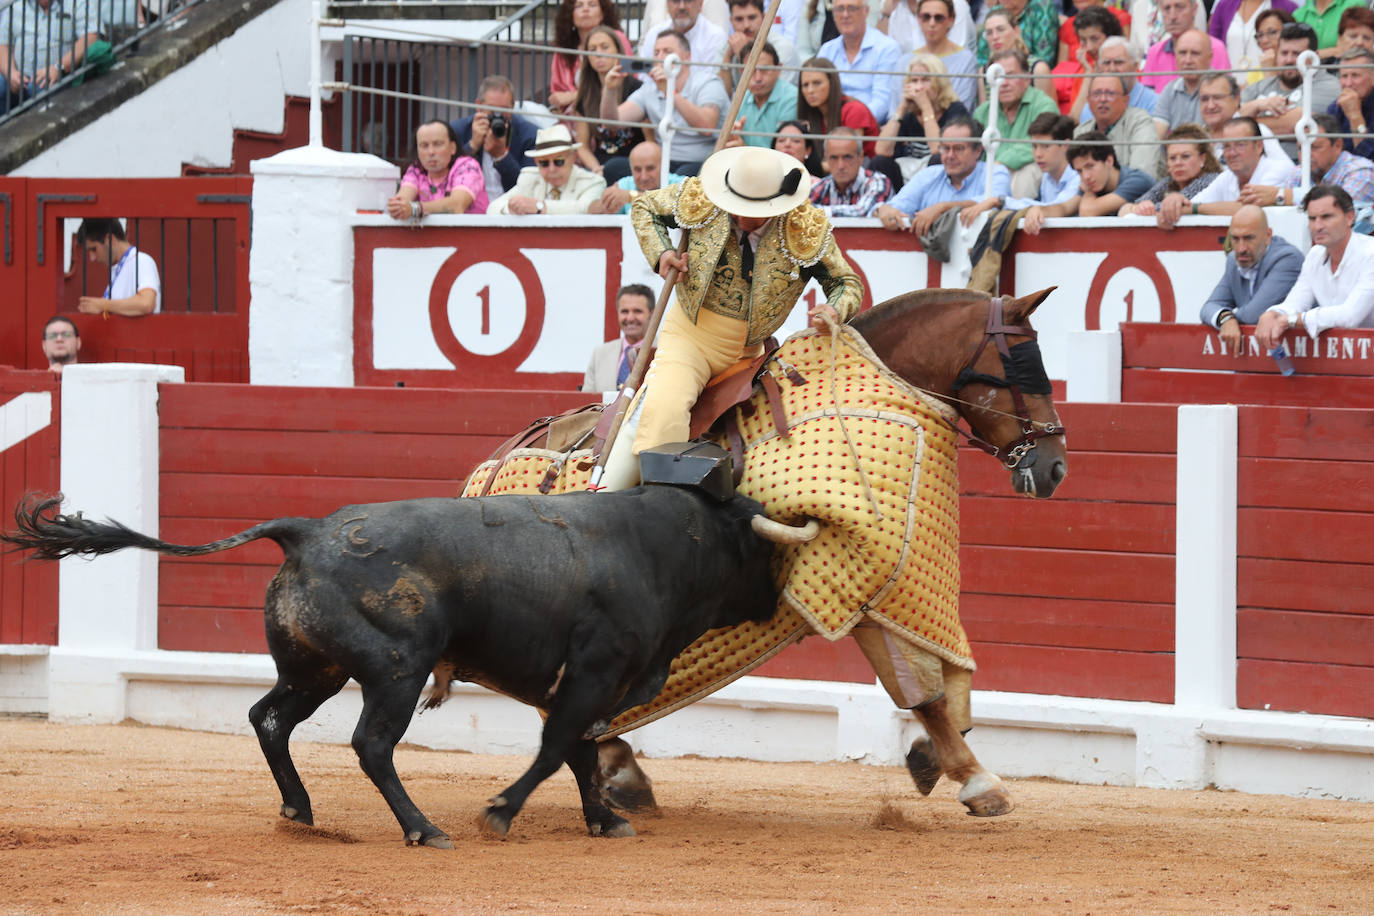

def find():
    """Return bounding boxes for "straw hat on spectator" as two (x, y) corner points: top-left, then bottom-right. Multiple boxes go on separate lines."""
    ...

(698, 146), (813, 218)
(529, 124), (582, 158)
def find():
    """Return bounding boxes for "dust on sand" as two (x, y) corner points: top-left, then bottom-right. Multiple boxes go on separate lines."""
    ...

(1, 717), (1371, 914)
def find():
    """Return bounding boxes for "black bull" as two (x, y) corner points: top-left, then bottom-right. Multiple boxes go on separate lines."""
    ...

(4, 486), (794, 847)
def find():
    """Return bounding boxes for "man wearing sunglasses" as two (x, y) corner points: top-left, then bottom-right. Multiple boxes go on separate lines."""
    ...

(41, 316), (80, 375)
(488, 125), (608, 215)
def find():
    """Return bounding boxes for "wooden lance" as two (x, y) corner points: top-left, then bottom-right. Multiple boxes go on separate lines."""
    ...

(590, 0), (790, 487)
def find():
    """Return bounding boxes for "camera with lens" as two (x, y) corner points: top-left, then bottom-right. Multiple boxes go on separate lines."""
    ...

(488, 114), (509, 139)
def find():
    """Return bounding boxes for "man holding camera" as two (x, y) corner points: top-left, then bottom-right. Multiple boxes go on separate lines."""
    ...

(451, 75), (540, 204)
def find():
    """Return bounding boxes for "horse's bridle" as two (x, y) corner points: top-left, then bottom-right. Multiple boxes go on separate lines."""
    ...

(948, 296), (1065, 469)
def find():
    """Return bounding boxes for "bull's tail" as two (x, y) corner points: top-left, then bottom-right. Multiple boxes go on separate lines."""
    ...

(3, 494), (310, 562)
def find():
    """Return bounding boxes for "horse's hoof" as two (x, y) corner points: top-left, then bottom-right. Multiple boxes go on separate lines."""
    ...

(601, 781), (659, 814)
(280, 805), (313, 826)
(479, 807), (511, 838)
(958, 772), (1013, 817)
(905, 738), (942, 796)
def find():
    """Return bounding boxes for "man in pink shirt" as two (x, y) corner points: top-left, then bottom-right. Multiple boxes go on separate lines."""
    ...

(1142, 0), (1230, 91)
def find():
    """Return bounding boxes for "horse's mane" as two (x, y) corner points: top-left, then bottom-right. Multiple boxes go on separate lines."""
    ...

(849, 288), (991, 332)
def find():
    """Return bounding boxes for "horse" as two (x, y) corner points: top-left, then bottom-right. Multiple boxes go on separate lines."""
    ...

(477, 286), (1068, 819)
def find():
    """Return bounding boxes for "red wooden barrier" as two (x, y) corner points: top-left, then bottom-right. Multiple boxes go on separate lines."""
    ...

(958, 402), (1177, 702)
(1234, 406), (1374, 719)
(1121, 323), (1374, 407)
(0, 177), (252, 382)
(154, 388), (1180, 700)
(0, 369), (60, 645)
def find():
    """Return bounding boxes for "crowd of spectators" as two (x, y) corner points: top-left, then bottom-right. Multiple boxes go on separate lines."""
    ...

(370, 0), (1374, 334)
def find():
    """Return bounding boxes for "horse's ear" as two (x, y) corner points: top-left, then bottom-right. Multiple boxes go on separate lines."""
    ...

(1007, 287), (1057, 322)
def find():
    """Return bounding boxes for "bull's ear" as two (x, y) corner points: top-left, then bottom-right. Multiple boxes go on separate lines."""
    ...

(1007, 287), (1056, 323)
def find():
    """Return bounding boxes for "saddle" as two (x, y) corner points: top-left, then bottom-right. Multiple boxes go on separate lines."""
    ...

(475, 338), (802, 496)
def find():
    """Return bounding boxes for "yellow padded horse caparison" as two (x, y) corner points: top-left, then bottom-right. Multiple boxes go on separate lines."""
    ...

(461, 326), (972, 737)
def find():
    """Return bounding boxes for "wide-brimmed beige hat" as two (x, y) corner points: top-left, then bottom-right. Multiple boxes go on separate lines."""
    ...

(530, 124), (581, 158)
(699, 146), (813, 218)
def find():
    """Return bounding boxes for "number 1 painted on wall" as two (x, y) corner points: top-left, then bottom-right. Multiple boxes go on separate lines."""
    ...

(477, 285), (491, 335)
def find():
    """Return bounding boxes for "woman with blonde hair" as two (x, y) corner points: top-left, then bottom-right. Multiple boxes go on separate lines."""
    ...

(1124, 123), (1222, 215)
(871, 53), (969, 187)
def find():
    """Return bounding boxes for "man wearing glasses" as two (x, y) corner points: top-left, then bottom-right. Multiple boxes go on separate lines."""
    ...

(489, 125), (607, 215)
(1073, 74), (1162, 177)
(1078, 37), (1158, 124)
(875, 116), (1011, 236)
(41, 316), (80, 375)
(817, 0), (903, 122)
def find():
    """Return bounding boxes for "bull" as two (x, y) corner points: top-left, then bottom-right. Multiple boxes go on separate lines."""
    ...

(4, 486), (813, 847)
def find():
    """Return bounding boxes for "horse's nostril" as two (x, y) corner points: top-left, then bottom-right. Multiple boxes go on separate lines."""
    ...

(1049, 459), (1067, 484)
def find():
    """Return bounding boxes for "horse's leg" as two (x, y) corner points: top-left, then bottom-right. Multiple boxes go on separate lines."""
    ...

(594, 737), (658, 812)
(850, 620), (1013, 816)
(911, 694), (1013, 817)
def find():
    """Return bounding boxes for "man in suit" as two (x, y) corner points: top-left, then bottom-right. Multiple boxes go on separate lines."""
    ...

(451, 74), (539, 204)
(1199, 205), (1303, 355)
(584, 284), (655, 393)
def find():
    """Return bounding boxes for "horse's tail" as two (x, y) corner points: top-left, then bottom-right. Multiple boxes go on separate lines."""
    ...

(3, 494), (311, 562)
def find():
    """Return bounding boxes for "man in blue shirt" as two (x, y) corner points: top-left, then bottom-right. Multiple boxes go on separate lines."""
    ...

(875, 116), (1012, 236)
(960, 113), (1080, 230)
(816, 0), (903, 122)
(1330, 47), (1374, 161)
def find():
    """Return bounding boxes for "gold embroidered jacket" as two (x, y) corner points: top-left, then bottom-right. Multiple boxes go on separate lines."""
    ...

(630, 178), (864, 346)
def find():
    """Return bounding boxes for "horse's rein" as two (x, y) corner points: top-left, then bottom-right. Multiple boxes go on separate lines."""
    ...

(939, 297), (1067, 469)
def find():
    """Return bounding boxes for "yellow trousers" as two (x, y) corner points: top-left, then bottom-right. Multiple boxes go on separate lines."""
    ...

(631, 304), (763, 454)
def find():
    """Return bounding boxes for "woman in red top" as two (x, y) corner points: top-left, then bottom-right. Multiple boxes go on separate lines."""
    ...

(1057, 0), (1130, 64)
(548, 0), (631, 114)
(797, 57), (881, 159)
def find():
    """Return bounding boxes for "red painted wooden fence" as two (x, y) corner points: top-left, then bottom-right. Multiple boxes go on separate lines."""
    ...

(0, 369), (61, 645)
(1121, 323), (1374, 407)
(154, 388), (1181, 700)
(0, 177), (252, 383)
(1235, 406), (1374, 719)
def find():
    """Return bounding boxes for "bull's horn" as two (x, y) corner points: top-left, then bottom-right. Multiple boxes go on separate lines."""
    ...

(751, 515), (821, 544)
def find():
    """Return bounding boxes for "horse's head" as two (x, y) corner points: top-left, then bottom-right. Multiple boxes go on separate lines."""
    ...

(947, 288), (1067, 498)
(852, 287), (1067, 499)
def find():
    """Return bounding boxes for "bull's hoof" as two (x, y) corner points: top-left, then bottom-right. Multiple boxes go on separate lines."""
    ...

(479, 799), (512, 838)
(588, 814), (636, 838)
(905, 737), (942, 796)
(958, 773), (1014, 817)
(601, 781), (658, 814)
(405, 829), (453, 849)
(280, 805), (313, 826)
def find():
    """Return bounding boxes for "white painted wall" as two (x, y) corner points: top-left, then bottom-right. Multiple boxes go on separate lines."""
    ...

(15, 0), (316, 178)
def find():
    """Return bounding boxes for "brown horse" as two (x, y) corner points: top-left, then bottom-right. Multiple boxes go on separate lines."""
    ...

(594, 286), (1068, 818)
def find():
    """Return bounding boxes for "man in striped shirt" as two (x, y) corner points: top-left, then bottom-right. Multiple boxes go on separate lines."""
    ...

(809, 128), (893, 217)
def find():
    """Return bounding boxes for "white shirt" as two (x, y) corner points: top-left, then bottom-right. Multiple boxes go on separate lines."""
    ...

(1191, 153), (1298, 204)
(105, 246), (162, 313)
(640, 14), (728, 66)
(1271, 233), (1374, 336)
